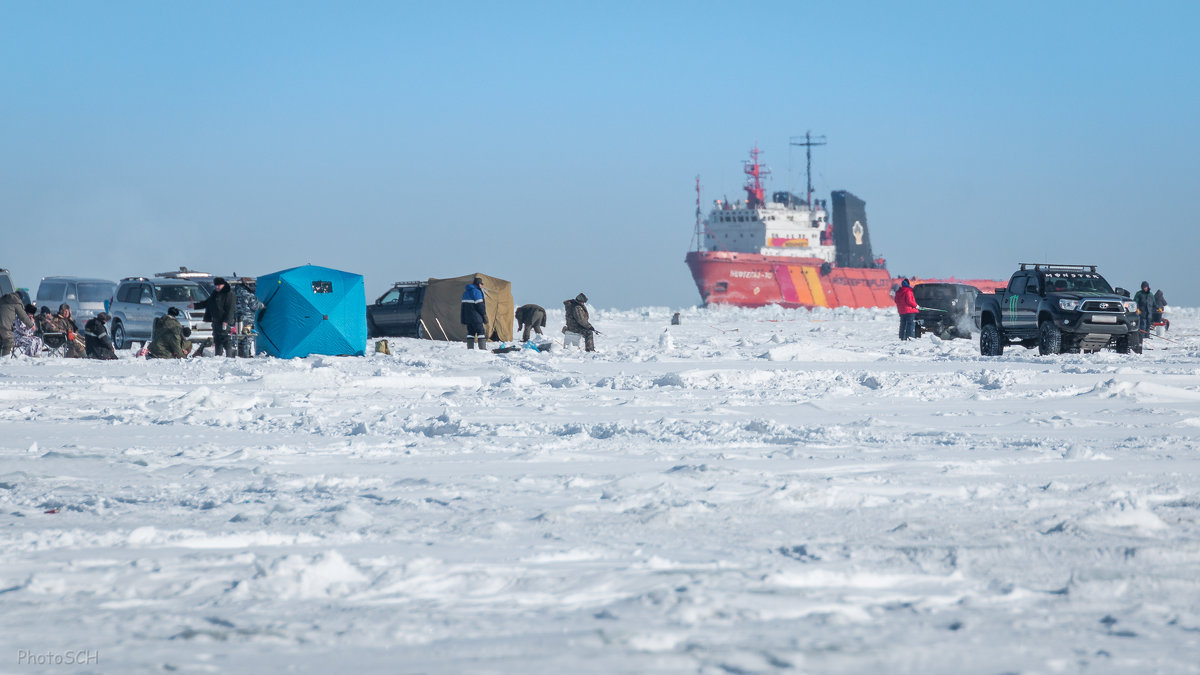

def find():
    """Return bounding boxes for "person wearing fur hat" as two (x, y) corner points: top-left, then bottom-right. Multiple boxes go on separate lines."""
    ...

(563, 293), (597, 352)
(194, 277), (237, 356)
(84, 312), (118, 360)
(53, 303), (87, 358)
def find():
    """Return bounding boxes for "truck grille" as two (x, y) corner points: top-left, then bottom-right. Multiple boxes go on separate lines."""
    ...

(1081, 300), (1122, 312)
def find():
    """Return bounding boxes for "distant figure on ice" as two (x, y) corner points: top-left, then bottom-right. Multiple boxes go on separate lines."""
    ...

(148, 307), (192, 359)
(671, 312), (681, 326)
(13, 304), (43, 357)
(0, 292), (34, 356)
(1134, 281), (1155, 335)
(894, 279), (918, 341)
(461, 277), (488, 350)
(195, 277), (237, 357)
(1153, 289), (1169, 333)
(84, 312), (118, 360)
(515, 303), (546, 342)
(563, 293), (597, 352)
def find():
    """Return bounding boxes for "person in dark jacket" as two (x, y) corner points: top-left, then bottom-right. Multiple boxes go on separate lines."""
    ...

(1153, 289), (1169, 332)
(148, 307), (192, 358)
(195, 277), (237, 357)
(460, 277), (488, 349)
(563, 293), (596, 352)
(515, 303), (547, 342)
(1134, 281), (1154, 335)
(84, 312), (118, 360)
(0, 292), (34, 356)
(894, 279), (918, 341)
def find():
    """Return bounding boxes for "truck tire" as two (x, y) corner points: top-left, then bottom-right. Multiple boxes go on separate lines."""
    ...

(1117, 331), (1142, 355)
(1038, 321), (1062, 355)
(980, 324), (1004, 356)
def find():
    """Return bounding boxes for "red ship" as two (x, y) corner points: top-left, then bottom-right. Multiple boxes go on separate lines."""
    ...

(686, 141), (1001, 308)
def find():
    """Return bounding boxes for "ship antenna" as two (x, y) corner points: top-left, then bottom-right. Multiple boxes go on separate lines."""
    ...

(743, 144), (770, 207)
(694, 175), (702, 252)
(789, 131), (826, 206)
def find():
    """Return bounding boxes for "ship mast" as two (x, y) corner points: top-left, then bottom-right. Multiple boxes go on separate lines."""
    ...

(694, 175), (702, 252)
(789, 131), (826, 206)
(743, 144), (770, 207)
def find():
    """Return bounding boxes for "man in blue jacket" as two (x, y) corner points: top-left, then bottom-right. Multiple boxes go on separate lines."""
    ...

(461, 277), (488, 350)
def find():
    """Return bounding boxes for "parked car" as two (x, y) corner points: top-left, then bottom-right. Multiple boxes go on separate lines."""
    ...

(108, 277), (212, 350)
(0, 269), (30, 305)
(912, 282), (980, 340)
(35, 276), (117, 331)
(367, 281), (428, 338)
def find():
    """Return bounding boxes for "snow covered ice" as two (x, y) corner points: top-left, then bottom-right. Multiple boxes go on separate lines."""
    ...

(3, 305), (1200, 673)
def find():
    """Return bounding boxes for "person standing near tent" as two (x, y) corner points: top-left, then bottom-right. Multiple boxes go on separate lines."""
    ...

(894, 279), (918, 341)
(563, 293), (597, 352)
(461, 277), (488, 350)
(515, 303), (546, 342)
(195, 277), (237, 357)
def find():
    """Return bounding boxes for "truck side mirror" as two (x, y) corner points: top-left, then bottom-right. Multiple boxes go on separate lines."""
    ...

(1115, 287), (1130, 298)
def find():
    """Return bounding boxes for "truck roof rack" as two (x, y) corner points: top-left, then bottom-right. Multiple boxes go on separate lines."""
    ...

(1018, 263), (1097, 273)
(391, 280), (426, 286)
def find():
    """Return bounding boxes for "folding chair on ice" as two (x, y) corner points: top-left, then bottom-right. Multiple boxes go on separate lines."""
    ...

(40, 332), (67, 357)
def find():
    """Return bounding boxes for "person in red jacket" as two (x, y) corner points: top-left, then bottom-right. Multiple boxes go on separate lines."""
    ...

(894, 278), (919, 340)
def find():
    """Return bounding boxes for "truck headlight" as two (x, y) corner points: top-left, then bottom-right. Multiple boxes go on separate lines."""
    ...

(1123, 301), (1137, 313)
(1058, 299), (1079, 311)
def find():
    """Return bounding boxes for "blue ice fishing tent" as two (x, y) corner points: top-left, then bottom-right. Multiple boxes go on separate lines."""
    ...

(256, 265), (367, 358)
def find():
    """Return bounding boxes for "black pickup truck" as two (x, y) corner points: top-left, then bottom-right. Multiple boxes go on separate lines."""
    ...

(975, 264), (1140, 356)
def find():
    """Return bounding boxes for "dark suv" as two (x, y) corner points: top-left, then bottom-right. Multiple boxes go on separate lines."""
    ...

(975, 263), (1139, 355)
(367, 282), (428, 338)
(913, 283), (980, 340)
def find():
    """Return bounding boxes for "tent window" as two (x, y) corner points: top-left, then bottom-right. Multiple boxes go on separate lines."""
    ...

(312, 281), (333, 294)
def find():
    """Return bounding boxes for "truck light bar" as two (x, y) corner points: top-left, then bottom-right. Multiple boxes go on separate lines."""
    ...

(1018, 263), (1098, 273)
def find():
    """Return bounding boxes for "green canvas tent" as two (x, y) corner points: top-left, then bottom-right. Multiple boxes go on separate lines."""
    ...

(418, 273), (514, 342)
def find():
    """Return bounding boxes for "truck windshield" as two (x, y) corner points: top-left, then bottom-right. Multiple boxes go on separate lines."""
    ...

(1043, 274), (1114, 294)
(78, 282), (115, 302)
(155, 284), (210, 302)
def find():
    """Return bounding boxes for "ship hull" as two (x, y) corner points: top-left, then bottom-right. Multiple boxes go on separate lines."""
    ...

(686, 250), (896, 309)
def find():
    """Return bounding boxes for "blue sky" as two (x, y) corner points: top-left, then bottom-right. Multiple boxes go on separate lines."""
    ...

(3, 1), (1198, 307)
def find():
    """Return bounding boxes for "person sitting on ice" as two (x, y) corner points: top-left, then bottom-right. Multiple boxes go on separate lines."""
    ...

(84, 312), (118, 360)
(894, 279), (919, 341)
(148, 307), (192, 359)
(563, 293), (597, 352)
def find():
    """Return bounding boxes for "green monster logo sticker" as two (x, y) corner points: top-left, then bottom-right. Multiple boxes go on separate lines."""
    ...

(1007, 294), (1019, 323)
